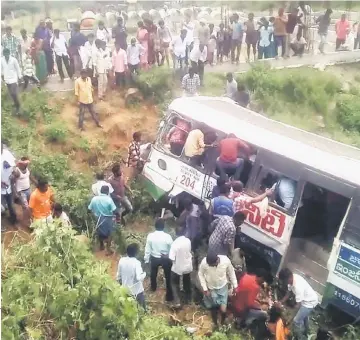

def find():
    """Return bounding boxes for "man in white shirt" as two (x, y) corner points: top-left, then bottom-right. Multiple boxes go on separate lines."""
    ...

(92, 172), (114, 196)
(144, 218), (174, 301)
(1, 48), (22, 114)
(225, 72), (238, 98)
(96, 21), (111, 44)
(290, 31), (307, 57)
(126, 38), (144, 79)
(169, 226), (193, 307)
(53, 203), (71, 227)
(278, 268), (318, 338)
(189, 43), (207, 84)
(93, 40), (111, 100)
(82, 33), (97, 71)
(171, 29), (187, 69)
(198, 253), (237, 327)
(51, 29), (72, 81)
(1, 143), (17, 225)
(117, 243), (146, 309)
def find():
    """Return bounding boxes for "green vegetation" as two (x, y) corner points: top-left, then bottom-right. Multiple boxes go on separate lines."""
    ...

(2, 62), (360, 339)
(136, 63), (360, 147)
(44, 123), (69, 143)
(2, 223), (139, 339)
(336, 95), (360, 133)
(137, 67), (174, 103)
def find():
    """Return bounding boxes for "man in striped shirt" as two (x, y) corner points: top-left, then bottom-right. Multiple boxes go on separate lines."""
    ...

(22, 49), (39, 89)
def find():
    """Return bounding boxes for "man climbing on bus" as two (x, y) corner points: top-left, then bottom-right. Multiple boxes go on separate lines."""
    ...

(231, 182), (274, 214)
(184, 126), (215, 167)
(216, 133), (252, 181)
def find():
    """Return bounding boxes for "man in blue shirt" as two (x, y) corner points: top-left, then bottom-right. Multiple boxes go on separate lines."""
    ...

(144, 218), (174, 301)
(231, 13), (244, 64)
(88, 186), (116, 255)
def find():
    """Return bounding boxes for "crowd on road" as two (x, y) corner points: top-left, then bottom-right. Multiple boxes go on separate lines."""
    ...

(2, 5), (360, 115)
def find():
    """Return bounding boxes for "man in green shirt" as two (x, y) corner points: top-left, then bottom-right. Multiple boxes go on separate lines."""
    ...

(88, 186), (116, 255)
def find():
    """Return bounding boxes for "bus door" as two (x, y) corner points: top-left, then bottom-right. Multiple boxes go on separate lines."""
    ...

(282, 168), (355, 294)
(323, 191), (360, 317)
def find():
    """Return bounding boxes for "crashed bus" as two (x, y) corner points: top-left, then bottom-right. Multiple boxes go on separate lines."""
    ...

(141, 96), (360, 318)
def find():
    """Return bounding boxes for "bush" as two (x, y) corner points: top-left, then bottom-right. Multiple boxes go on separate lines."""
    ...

(2, 223), (140, 339)
(45, 123), (68, 143)
(136, 67), (174, 102)
(336, 95), (360, 132)
(241, 64), (341, 115)
(21, 89), (57, 123)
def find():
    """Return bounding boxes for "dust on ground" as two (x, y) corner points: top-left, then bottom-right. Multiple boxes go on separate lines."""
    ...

(49, 89), (159, 174)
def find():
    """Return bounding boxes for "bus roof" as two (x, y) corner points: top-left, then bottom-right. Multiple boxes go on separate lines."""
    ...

(169, 96), (360, 187)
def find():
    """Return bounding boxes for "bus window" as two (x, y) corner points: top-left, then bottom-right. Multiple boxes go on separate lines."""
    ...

(253, 168), (298, 211)
(159, 114), (191, 157)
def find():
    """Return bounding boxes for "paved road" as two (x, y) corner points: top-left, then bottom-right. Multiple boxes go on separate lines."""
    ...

(44, 50), (360, 92)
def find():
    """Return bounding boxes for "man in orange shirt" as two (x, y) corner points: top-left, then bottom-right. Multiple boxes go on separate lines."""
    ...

(29, 177), (55, 222)
(216, 134), (252, 181)
(231, 269), (268, 327)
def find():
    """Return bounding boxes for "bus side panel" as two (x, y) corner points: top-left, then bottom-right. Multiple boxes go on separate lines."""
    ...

(322, 284), (360, 318)
(142, 148), (216, 201)
(235, 232), (283, 274)
(235, 201), (295, 274)
(323, 242), (360, 317)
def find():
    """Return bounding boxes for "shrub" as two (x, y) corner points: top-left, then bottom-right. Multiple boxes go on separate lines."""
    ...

(21, 89), (56, 123)
(241, 65), (341, 115)
(336, 95), (360, 132)
(137, 67), (174, 102)
(45, 123), (68, 143)
(2, 223), (140, 339)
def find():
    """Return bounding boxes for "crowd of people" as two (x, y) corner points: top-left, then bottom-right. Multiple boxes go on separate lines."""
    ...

(2, 7), (360, 115)
(2, 114), (318, 339)
(2, 5), (353, 339)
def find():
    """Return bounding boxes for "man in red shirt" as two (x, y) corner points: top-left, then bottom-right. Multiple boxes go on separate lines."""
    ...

(216, 134), (252, 181)
(335, 14), (350, 50)
(231, 269), (268, 327)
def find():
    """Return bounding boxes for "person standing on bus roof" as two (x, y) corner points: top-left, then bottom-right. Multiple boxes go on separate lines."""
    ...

(216, 134), (252, 181)
(208, 212), (246, 257)
(278, 268), (318, 339)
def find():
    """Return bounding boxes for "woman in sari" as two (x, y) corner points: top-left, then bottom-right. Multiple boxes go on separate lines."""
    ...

(136, 21), (148, 69)
(31, 36), (48, 84)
